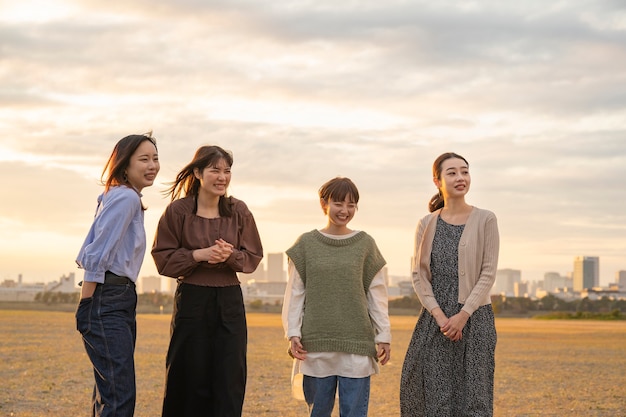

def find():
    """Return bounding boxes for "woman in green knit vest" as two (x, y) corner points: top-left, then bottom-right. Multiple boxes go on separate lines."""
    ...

(282, 177), (391, 417)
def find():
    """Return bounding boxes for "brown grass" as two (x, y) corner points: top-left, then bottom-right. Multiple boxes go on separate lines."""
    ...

(0, 310), (625, 416)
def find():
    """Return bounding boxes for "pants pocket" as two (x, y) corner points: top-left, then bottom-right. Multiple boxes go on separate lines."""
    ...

(76, 297), (94, 335)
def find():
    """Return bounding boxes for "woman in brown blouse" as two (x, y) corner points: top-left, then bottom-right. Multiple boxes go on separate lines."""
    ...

(152, 145), (263, 417)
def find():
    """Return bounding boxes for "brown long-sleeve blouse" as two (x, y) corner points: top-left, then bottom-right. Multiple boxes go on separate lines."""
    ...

(151, 196), (263, 287)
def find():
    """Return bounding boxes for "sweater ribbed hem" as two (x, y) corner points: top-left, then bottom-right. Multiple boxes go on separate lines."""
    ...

(304, 338), (377, 359)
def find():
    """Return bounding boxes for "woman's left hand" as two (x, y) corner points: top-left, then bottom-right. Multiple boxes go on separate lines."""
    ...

(440, 310), (469, 342)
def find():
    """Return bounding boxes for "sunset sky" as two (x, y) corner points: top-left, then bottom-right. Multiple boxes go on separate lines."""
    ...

(1, 0), (625, 286)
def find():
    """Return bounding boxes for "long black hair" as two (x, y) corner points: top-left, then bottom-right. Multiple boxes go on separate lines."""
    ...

(165, 145), (234, 217)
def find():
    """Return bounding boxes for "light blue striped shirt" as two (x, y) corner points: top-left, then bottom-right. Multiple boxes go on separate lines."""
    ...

(76, 185), (146, 283)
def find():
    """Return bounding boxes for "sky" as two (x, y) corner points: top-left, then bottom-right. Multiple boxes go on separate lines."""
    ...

(1, 0), (625, 286)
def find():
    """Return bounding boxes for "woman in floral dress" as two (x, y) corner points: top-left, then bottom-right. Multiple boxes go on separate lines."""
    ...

(400, 152), (499, 417)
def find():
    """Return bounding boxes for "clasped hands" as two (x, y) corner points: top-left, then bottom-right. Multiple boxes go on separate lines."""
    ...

(432, 308), (469, 342)
(193, 239), (234, 264)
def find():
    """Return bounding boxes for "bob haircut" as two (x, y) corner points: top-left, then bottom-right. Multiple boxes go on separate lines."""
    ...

(318, 177), (360, 204)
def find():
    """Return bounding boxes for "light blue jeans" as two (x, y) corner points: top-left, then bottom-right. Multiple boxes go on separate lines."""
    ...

(303, 375), (371, 417)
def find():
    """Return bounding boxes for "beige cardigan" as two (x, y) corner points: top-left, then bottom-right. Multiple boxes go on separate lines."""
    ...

(412, 206), (499, 316)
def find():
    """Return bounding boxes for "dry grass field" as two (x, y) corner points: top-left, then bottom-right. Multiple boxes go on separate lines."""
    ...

(0, 309), (625, 417)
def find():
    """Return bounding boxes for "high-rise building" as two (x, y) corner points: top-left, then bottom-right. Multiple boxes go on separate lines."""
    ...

(267, 252), (286, 282)
(616, 270), (626, 289)
(494, 269), (521, 295)
(514, 281), (529, 297)
(573, 256), (599, 291)
(544, 272), (568, 292)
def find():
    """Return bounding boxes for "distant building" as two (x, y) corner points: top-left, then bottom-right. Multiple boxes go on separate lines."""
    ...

(163, 277), (177, 294)
(47, 272), (77, 293)
(0, 272), (77, 301)
(244, 280), (287, 304)
(617, 270), (626, 290)
(397, 281), (415, 297)
(573, 256), (599, 291)
(544, 272), (569, 293)
(514, 281), (529, 298)
(580, 288), (626, 301)
(239, 260), (266, 285)
(140, 275), (162, 294)
(550, 287), (579, 302)
(387, 286), (402, 298)
(381, 266), (389, 287)
(494, 269), (521, 296)
(267, 253), (286, 282)
(0, 281), (46, 301)
(389, 274), (410, 287)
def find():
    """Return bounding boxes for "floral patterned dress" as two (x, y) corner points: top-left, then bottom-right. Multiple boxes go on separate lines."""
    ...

(400, 216), (497, 417)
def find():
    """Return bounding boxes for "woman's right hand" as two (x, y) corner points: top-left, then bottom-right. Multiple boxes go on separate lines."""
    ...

(289, 337), (307, 360)
(432, 307), (464, 342)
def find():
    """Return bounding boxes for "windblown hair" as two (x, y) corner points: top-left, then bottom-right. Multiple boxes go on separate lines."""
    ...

(165, 145), (234, 217)
(100, 133), (157, 211)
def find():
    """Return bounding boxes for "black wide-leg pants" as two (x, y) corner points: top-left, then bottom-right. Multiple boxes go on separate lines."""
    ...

(162, 283), (247, 417)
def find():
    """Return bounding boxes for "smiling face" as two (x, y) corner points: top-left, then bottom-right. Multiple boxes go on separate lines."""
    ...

(195, 157), (231, 198)
(434, 157), (471, 200)
(321, 195), (357, 232)
(124, 139), (160, 192)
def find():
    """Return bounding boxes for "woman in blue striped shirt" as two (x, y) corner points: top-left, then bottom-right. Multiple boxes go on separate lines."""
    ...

(75, 134), (160, 417)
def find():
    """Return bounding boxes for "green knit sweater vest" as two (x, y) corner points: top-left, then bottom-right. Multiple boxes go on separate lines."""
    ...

(286, 230), (386, 359)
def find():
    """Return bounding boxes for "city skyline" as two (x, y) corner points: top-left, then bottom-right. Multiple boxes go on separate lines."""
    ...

(0, 247), (626, 288)
(1, 1), (625, 285)
(4, 256), (624, 302)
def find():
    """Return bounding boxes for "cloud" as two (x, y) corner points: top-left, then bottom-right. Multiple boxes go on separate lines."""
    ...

(0, 0), (625, 283)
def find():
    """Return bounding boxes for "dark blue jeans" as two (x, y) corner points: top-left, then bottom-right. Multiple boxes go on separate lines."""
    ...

(76, 282), (137, 417)
(304, 375), (371, 417)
